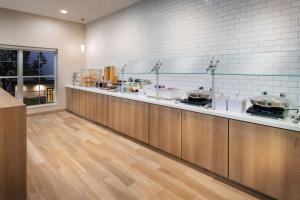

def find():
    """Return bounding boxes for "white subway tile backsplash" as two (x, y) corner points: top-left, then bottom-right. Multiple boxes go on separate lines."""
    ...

(267, 80), (281, 86)
(288, 87), (300, 94)
(281, 81), (298, 87)
(86, 0), (300, 107)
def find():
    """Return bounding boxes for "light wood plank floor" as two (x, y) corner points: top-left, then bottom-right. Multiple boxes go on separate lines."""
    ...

(27, 111), (259, 200)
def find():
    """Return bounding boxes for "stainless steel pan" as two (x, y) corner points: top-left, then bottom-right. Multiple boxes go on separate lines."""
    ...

(249, 92), (288, 109)
(187, 87), (211, 101)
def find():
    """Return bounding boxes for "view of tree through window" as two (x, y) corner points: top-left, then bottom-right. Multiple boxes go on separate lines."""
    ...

(0, 50), (18, 96)
(0, 47), (56, 106)
(23, 51), (55, 106)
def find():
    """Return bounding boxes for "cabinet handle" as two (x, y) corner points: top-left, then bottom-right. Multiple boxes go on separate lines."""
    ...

(293, 137), (298, 147)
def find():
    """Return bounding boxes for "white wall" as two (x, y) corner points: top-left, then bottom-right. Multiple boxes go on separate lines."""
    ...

(86, 0), (300, 107)
(0, 8), (86, 114)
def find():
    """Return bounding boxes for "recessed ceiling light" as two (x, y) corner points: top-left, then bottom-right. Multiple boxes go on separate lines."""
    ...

(60, 10), (68, 14)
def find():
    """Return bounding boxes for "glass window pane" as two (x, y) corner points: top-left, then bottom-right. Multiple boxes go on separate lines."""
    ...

(0, 50), (17, 62)
(0, 78), (17, 97)
(0, 48), (56, 106)
(23, 51), (55, 76)
(0, 62), (17, 76)
(40, 77), (55, 104)
(0, 50), (18, 76)
(23, 77), (55, 106)
(40, 52), (55, 76)
(23, 77), (40, 106)
(23, 51), (40, 76)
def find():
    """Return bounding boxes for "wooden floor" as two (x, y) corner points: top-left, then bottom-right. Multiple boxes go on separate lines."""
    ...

(27, 111), (259, 200)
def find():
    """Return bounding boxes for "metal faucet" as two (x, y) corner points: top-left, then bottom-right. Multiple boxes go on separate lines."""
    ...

(149, 60), (163, 98)
(121, 65), (126, 92)
(206, 57), (220, 109)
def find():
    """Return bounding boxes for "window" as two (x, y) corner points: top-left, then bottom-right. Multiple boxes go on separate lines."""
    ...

(0, 50), (18, 96)
(0, 46), (56, 107)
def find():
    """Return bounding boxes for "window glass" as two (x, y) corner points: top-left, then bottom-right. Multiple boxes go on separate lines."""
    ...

(0, 50), (18, 76)
(0, 50), (17, 61)
(0, 62), (18, 76)
(40, 77), (55, 104)
(23, 51), (55, 76)
(23, 77), (40, 106)
(0, 78), (17, 96)
(23, 77), (55, 106)
(23, 51), (40, 76)
(1, 48), (56, 106)
(40, 52), (55, 76)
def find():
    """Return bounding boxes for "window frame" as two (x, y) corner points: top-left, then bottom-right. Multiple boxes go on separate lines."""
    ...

(0, 45), (57, 108)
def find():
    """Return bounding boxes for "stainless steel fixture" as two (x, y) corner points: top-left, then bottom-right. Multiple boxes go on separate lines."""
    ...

(149, 60), (163, 98)
(121, 65), (126, 92)
(249, 92), (289, 109)
(246, 92), (292, 119)
(206, 57), (220, 109)
(179, 87), (212, 108)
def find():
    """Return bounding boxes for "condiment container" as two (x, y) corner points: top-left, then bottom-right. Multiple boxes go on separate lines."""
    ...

(215, 93), (228, 111)
(228, 94), (247, 113)
(104, 66), (110, 81)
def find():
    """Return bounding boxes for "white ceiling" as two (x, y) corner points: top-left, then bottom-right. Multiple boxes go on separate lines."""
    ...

(0, 0), (142, 24)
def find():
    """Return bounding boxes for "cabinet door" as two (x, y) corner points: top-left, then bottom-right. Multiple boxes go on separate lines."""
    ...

(68, 88), (76, 113)
(125, 100), (149, 143)
(72, 89), (80, 114)
(107, 96), (126, 134)
(149, 105), (181, 157)
(81, 91), (87, 118)
(229, 120), (300, 200)
(66, 88), (72, 111)
(85, 91), (97, 120)
(94, 94), (108, 126)
(79, 90), (86, 117)
(182, 111), (228, 177)
(296, 139), (300, 200)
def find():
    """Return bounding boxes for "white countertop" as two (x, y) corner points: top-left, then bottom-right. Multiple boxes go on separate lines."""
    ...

(66, 85), (300, 132)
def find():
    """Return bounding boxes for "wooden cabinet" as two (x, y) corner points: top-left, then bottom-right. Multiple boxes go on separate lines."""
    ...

(94, 94), (108, 126)
(66, 87), (300, 200)
(66, 89), (107, 125)
(77, 90), (83, 116)
(149, 105), (181, 157)
(83, 91), (96, 120)
(66, 87), (72, 111)
(107, 96), (126, 134)
(67, 89), (150, 142)
(125, 100), (149, 143)
(72, 89), (81, 115)
(70, 88), (80, 114)
(229, 120), (300, 200)
(79, 91), (88, 118)
(66, 88), (74, 112)
(182, 111), (228, 177)
(0, 88), (26, 200)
